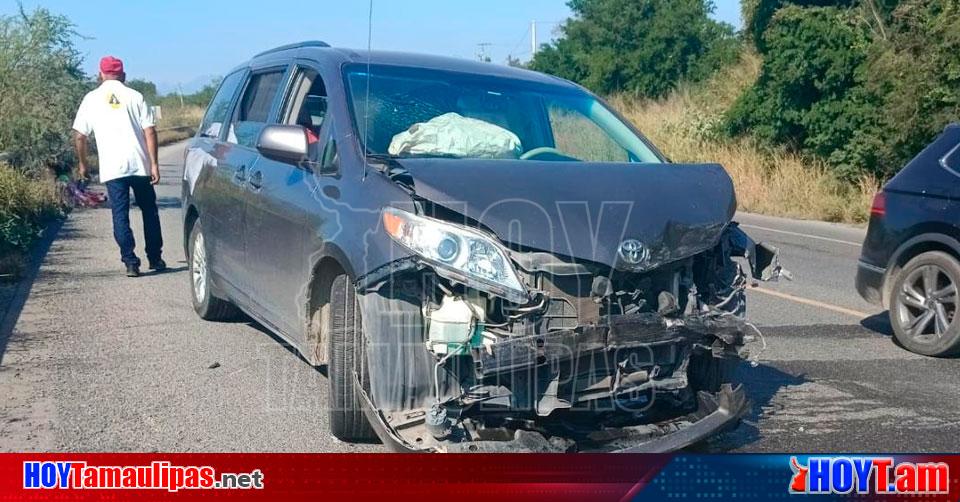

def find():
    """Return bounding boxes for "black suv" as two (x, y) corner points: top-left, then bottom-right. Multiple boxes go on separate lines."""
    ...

(182, 41), (783, 452)
(857, 125), (960, 357)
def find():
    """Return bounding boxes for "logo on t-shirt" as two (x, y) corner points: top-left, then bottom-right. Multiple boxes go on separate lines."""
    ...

(108, 93), (121, 109)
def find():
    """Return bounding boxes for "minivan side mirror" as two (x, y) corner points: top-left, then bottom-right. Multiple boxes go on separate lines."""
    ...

(257, 125), (307, 164)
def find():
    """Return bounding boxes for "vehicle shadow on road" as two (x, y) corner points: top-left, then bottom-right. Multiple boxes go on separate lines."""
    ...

(860, 312), (893, 337)
(0, 218), (64, 366)
(860, 311), (960, 358)
(693, 361), (808, 452)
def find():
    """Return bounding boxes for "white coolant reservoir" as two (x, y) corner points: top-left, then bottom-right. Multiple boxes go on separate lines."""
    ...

(427, 295), (483, 354)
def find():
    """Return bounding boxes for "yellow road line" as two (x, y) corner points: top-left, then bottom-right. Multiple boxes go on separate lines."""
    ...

(748, 286), (870, 319)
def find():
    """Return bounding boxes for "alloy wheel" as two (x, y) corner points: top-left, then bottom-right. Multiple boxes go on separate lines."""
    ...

(192, 232), (208, 303)
(895, 264), (958, 341)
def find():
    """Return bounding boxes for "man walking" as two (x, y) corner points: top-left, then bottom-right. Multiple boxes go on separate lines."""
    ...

(73, 56), (165, 277)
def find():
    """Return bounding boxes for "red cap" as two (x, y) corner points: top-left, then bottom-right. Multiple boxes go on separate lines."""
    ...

(99, 56), (124, 75)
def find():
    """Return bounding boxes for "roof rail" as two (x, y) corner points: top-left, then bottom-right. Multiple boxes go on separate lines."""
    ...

(254, 41), (330, 58)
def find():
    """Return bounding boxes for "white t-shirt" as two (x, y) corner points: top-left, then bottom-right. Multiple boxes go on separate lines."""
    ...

(72, 80), (156, 183)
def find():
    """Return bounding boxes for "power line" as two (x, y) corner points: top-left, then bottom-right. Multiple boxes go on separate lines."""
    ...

(507, 25), (530, 57)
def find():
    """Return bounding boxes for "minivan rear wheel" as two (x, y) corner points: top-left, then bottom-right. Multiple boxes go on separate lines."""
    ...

(889, 251), (960, 357)
(188, 221), (239, 321)
(327, 274), (377, 441)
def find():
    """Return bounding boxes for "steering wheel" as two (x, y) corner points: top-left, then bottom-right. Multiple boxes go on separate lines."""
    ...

(520, 146), (572, 161)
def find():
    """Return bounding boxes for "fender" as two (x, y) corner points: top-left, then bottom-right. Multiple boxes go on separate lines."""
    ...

(300, 240), (360, 366)
(883, 231), (960, 304)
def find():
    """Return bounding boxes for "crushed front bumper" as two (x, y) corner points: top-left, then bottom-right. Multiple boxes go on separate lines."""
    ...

(357, 381), (747, 453)
(355, 309), (753, 453)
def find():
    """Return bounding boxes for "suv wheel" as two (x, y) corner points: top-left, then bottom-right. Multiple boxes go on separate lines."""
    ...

(889, 251), (960, 356)
(189, 221), (239, 321)
(327, 274), (377, 441)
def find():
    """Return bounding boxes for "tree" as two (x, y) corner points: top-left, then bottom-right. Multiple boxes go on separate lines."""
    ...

(127, 78), (158, 105)
(529, 0), (739, 98)
(863, 0), (960, 176)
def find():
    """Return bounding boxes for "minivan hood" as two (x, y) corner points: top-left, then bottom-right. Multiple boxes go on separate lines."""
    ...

(395, 159), (736, 271)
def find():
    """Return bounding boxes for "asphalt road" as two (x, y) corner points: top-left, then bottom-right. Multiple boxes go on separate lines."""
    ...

(1, 141), (957, 453)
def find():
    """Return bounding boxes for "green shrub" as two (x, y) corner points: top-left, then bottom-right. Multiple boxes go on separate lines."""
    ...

(0, 6), (88, 175)
(742, 0), (860, 52)
(727, 5), (885, 179)
(729, 0), (960, 180)
(0, 162), (63, 273)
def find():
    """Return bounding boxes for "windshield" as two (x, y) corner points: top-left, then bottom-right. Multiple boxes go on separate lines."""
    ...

(345, 64), (662, 163)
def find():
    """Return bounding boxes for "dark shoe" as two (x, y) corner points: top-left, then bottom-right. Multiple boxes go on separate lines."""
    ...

(126, 264), (140, 277)
(149, 259), (167, 272)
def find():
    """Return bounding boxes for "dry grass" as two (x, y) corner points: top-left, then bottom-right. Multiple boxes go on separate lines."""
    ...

(610, 51), (878, 224)
(156, 105), (204, 145)
(158, 105), (204, 129)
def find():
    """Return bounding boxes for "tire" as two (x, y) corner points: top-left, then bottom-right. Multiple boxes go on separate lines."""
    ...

(888, 251), (960, 357)
(327, 274), (377, 441)
(188, 221), (239, 321)
(688, 349), (738, 394)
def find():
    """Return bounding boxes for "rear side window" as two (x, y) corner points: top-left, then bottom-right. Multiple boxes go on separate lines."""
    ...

(229, 70), (286, 148)
(941, 142), (960, 178)
(199, 71), (245, 139)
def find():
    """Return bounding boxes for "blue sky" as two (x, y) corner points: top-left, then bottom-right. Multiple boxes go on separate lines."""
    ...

(10, 0), (742, 94)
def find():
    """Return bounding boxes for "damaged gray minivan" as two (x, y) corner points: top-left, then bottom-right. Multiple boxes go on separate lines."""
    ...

(182, 41), (784, 452)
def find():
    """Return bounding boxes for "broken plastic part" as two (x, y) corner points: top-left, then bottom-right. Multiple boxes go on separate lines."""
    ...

(727, 223), (792, 283)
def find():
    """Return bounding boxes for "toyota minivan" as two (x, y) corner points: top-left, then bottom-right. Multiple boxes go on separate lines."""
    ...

(182, 41), (783, 452)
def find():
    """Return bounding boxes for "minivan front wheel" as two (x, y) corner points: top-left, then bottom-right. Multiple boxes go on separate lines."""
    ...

(890, 251), (960, 357)
(326, 274), (377, 441)
(188, 221), (239, 321)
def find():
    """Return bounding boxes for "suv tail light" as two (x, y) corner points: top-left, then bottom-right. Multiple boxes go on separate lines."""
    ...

(870, 192), (886, 217)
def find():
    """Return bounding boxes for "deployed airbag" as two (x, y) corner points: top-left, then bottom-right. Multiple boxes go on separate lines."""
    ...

(388, 113), (522, 159)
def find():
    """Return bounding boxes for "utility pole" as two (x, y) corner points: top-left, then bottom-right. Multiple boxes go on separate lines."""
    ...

(177, 83), (185, 107)
(531, 20), (537, 56)
(476, 42), (492, 63)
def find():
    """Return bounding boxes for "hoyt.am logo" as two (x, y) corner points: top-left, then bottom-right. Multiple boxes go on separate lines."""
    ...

(789, 456), (949, 495)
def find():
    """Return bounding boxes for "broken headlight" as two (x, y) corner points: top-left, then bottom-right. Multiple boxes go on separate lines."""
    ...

(382, 207), (527, 302)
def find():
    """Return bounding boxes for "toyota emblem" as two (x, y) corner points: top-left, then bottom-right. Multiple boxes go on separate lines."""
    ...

(618, 239), (649, 266)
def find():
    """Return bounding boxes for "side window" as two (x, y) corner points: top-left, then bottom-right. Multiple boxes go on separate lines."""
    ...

(942, 142), (960, 178)
(547, 103), (629, 162)
(228, 70), (285, 148)
(283, 68), (328, 159)
(199, 71), (245, 139)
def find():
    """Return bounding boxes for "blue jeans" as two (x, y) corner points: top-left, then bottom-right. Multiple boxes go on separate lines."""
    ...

(105, 176), (163, 267)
